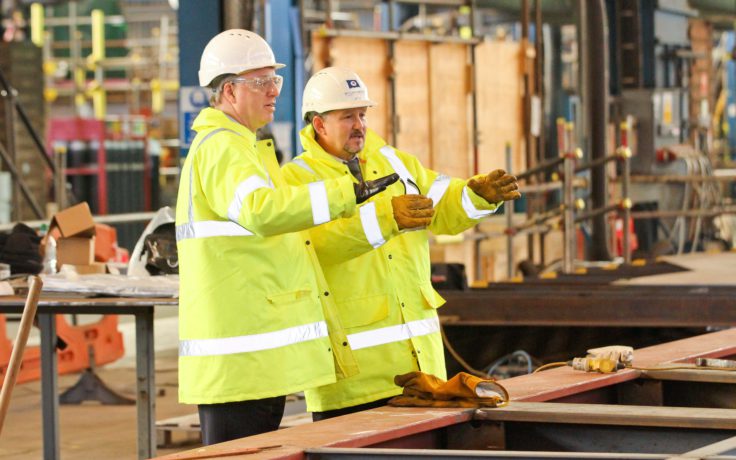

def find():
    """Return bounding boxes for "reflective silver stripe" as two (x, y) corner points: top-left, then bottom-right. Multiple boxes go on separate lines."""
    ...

(227, 175), (272, 222)
(462, 186), (496, 219)
(359, 202), (385, 248)
(179, 320), (328, 357)
(179, 127), (245, 242)
(308, 181), (330, 225)
(187, 128), (231, 226)
(291, 157), (317, 176)
(347, 316), (440, 351)
(176, 220), (254, 241)
(427, 175), (451, 206)
(379, 146), (420, 194)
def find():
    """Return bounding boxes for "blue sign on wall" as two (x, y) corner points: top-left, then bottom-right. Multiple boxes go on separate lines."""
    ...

(179, 86), (210, 155)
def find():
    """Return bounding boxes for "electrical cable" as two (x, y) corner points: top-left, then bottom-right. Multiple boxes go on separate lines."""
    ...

(531, 361), (736, 373)
(532, 362), (568, 373)
(485, 350), (536, 377)
(439, 323), (490, 378)
(627, 364), (736, 372)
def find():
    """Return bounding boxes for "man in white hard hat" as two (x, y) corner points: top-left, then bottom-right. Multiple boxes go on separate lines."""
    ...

(176, 33), (398, 444)
(282, 67), (521, 420)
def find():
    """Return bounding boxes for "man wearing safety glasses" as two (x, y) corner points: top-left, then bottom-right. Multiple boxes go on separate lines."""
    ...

(175, 30), (398, 444)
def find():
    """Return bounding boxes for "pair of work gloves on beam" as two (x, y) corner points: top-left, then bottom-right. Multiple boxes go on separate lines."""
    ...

(391, 169), (522, 230)
(388, 371), (509, 408)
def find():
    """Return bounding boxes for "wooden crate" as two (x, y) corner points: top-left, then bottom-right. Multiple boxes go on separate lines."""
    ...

(474, 40), (526, 176)
(428, 43), (472, 180)
(394, 40), (432, 167)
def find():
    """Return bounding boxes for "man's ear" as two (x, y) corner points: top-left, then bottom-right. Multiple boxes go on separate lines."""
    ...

(312, 115), (326, 136)
(222, 81), (236, 105)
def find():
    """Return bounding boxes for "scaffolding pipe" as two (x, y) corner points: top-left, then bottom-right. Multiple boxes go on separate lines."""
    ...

(631, 208), (736, 219)
(574, 203), (622, 224)
(516, 155), (565, 181)
(505, 143), (514, 278)
(562, 151), (575, 273)
(0, 70), (55, 174)
(0, 140), (44, 219)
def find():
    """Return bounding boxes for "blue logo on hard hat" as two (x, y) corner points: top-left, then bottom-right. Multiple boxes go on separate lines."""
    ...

(346, 79), (360, 89)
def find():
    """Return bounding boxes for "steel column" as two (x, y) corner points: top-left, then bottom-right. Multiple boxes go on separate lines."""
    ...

(38, 313), (59, 460)
(135, 308), (155, 460)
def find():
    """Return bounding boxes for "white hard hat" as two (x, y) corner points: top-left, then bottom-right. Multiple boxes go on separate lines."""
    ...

(198, 29), (285, 87)
(301, 67), (376, 120)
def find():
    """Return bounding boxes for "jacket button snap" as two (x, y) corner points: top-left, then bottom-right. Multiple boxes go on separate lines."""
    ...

(401, 302), (405, 307)
(324, 291), (329, 296)
(342, 341), (348, 346)
(305, 240), (311, 245)
(267, 141), (272, 147)
(388, 255), (392, 259)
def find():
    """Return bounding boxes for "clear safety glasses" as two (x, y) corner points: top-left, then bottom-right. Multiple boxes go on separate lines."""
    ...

(230, 75), (283, 93)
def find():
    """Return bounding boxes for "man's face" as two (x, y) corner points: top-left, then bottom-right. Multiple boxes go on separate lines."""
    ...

(222, 67), (281, 131)
(315, 107), (368, 160)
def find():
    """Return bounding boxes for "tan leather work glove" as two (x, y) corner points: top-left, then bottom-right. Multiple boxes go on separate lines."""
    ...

(392, 195), (434, 230)
(389, 371), (509, 408)
(467, 169), (521, 204)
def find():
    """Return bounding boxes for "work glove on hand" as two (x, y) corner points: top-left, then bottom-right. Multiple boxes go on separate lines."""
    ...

(392, 195), (434, 230)
(354, 173), (400, 204)
(467, 169), (521, 204)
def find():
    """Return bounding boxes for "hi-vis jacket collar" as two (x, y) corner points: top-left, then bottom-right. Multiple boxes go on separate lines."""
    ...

(192, 107), (257, 146)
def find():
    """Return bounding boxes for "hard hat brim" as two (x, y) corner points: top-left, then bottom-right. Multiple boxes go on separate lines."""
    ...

(302, 99), (377, 120)
(199, 63), (288, 87)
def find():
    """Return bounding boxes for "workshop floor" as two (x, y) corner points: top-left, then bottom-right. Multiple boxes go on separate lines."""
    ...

(0, 349), (198, 459)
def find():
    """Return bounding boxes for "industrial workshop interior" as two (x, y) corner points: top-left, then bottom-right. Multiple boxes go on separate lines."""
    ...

(1, 0), (736, 458)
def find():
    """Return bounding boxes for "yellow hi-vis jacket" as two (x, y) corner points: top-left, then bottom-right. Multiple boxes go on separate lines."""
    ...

(281, 125), (500, 411)
(176, 108), (359, 405)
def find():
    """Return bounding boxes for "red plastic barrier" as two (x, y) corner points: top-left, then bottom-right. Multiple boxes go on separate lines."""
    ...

(0, 314), (125, 385)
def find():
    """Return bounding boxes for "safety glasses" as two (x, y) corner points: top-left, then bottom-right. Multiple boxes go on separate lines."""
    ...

(230, 75), (283, 93)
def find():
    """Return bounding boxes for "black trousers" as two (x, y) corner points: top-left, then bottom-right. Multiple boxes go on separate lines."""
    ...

(311, 397), (392, 422)
(198, 395), (286, 445)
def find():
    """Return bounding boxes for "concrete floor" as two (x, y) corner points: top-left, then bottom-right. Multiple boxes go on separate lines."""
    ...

(0, 349), (197, 459)
(2, 310), (311, 460)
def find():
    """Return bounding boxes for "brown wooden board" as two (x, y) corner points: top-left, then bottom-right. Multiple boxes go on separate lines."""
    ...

(310, 34), (390, 140)
(428, 43), (471, 180)
(394, 40), (432, 168)
(474, 41), (526, 176)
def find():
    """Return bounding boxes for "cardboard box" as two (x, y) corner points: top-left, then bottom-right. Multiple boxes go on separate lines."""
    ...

(57, 237), (95, 266)
(50, 202), (96, 238)
(48, 203), (96, 271)
(60, 262), (107, 275)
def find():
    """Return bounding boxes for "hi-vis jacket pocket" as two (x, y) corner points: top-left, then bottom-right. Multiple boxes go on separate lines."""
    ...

(337, 294), (389, 329)
(266, 289), (312, 306)
(420, 284), (446, 309)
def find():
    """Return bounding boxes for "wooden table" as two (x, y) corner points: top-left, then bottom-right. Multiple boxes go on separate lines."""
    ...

(0, 295), (177, 460)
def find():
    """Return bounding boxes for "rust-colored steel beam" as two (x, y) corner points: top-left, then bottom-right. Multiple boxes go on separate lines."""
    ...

(437, 287), (736, 327)
(154, 329), (736, 460)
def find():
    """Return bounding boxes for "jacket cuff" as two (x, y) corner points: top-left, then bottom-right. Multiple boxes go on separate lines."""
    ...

(374, 196), (400, 239)
(465, 183), (501, 211)
(332, 175), (357, 217)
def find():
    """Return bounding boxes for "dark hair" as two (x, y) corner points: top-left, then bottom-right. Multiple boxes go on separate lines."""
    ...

(304, 111), (320, 123)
